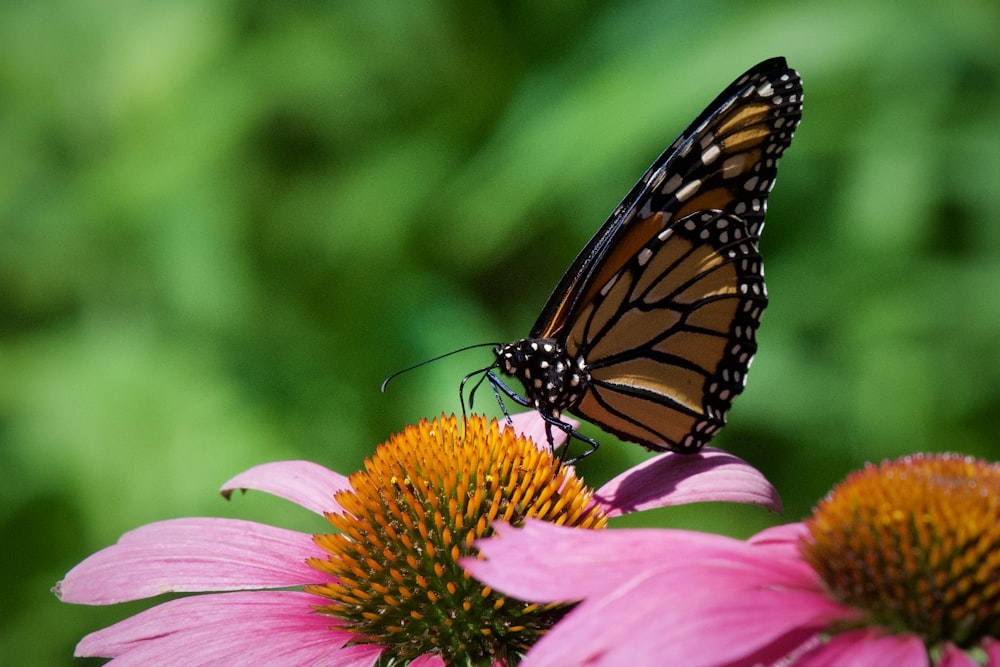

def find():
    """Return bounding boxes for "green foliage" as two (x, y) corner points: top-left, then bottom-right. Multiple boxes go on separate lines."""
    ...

(2, 0), (999, 662)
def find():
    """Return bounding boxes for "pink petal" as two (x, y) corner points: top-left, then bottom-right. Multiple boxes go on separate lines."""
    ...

(466, 520), (729, 600)
(407, 654), (447, 667)
(726, 627), (823, 666)
(748, 522), (811, 559)
(465, 519), (810, 603)
(55, 518), (331, 605)
(221, 460), (351, 516)
(592, 446), (782, 516)
(522, 561), (846, 667)
(76, 591), (383, 666)
(936, 642), (977, 667)
(796, 629), (927, 666)
(983, 638), (1000, 665)
(749, 521), (810, 545)
(468, 521), (864, 667)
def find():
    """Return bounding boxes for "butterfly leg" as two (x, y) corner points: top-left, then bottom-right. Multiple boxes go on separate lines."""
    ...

(485, 371), (533, 410)
(487, 372), (599, 462)
(538, 413), (599, 463)
(486, 375), (515, 428)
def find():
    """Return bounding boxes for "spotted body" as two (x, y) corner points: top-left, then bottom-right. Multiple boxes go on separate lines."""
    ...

(495, 339), (589, 419)
(488, 58), (802, 455)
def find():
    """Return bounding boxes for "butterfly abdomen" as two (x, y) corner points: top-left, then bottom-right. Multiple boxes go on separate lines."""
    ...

(496, 339), (590, 418)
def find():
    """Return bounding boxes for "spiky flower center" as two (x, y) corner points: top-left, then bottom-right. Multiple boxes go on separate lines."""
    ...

(306, 414), (606, 666)
(802, 453), (1000, 650)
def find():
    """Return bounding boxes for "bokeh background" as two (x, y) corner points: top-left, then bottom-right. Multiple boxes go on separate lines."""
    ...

(3, 1), (999, 663)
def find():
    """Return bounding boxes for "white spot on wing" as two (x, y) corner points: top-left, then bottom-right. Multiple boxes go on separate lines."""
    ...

(661, 173), (684, 195)
(675, 179), (701, 202)
(701, 144), (721, 165)
(721, 154), (747, 178)
(600, 275), (618, 296)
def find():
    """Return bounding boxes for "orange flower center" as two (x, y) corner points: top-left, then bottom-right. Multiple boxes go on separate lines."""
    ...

(306, 414), (606, 665)
(802, 454), (1000, 651)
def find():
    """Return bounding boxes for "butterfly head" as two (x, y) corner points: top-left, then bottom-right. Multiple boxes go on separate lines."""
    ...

(495, 339), (590, 418)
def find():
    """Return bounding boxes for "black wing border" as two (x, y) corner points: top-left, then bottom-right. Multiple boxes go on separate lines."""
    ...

(530, 57), (794, 338)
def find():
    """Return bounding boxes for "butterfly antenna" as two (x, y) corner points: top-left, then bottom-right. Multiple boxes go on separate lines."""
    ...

(381, 342), (500, 393)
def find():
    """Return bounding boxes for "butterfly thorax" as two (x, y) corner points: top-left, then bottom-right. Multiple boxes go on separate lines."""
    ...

(495, 338), (591, 417)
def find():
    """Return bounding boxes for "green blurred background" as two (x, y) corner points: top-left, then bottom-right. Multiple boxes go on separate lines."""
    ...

(2, 0), (999, 663)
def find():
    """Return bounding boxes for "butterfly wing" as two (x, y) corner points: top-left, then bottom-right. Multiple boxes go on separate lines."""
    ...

(531, 57), (802, 341)
(567, 209), (766, 452)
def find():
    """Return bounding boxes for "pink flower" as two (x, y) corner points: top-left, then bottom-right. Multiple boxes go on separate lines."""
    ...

(465, 454), (1000, 666)
(55, 412), (779, 665)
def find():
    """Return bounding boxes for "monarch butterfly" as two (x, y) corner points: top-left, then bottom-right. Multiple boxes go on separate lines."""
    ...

(473, 57), (803, 458)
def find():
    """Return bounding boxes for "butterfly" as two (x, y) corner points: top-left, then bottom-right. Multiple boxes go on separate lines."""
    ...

(470, 57), (803, 458)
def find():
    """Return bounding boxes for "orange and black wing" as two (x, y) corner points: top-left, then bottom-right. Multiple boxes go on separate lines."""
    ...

(531, 57), (802, 342)
(566, 209), (766, 452)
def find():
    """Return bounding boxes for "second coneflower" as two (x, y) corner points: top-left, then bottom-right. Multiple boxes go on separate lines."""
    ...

(467, 453), (1000, 666)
